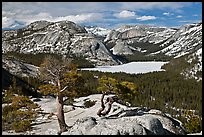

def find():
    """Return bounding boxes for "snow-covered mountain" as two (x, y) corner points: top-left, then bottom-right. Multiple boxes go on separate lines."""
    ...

(104, 24), (177, 55)
(85, 26), (111, 37)
(104, 23), (201, 58)
(115, 24), (177, 44)
(2, 20), (120, 66)
(181, 48), (202, 81)
(2, 20), (202, 75)
(151, 22), (202, 58)
(150, 22), (202, 81)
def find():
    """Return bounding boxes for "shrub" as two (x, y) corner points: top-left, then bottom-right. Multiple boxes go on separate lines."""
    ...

(2, 83), (41, 133)
(13, 120), (32, 133)
(182, 110), (202, 134)
(2, 89), (14, 103)
(84, 100), (96, 108)
(184, 116), (202, 134)
(2, 97), (40, 132)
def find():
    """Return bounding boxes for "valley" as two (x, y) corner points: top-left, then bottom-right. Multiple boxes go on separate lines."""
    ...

(2, 20), (202, 135)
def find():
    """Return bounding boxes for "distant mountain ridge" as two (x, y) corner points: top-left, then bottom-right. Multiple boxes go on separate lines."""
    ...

(104, 22), (201, 57)
(2, 20), (120, 66)
(2, 21), (202, 80)
(151, 22), (202, 58)
(85, 26), (111, 37)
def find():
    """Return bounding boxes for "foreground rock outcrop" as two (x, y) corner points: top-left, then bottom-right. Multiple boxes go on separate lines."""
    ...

(63, 113), (185, 135)
(2, 94), (187, 135)
(61, 96), (186, 135)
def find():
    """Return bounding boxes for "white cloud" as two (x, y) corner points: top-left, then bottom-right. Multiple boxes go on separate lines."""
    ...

(2, 2), (200, 28)
(163, 12), (170, 16)
(163, 12), (174, 16)
(3, 12), (104, 28)
(120, 2), (191, 12)
(193, 14), (199, 16)
(17, 12), (53, 25)
(136, 16), (157, 21)
(176, 15), (183, 18)
(179, 20), (201, 23)
(2, 16), (15, 28)
(114, 10), (136, 18)
(3, 2), (192, 16)
(2, 10), (18, 19)
(53, 13), (103, 23)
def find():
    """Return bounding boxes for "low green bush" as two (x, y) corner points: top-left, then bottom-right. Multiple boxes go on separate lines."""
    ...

(13, 120), (32, 133)
(84, 100), (96, 108)
(182, 110), (202, 134)
(2, 81), (41, 133)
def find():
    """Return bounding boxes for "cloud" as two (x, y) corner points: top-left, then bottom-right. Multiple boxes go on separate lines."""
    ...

(163, 12), (174, 16)
(2, 2), (105, 28)
(2, 2), (201, 28)
(2, 2), (115, 17)
(179, 20), (201, 23)
(136, 16), (157, 21)
(176, 15), (183, 18)
(3, 2), (191, 19)
(2, 17), (15, 28)
(2, 10), (16, 17)
(16, 12), (53, 25)
(2, 11), (104, 28)
(193, 14), (199, 16)
(120, 2), (192, 12)
(114, 10), (136, 18)
(53, 13), (103, 23)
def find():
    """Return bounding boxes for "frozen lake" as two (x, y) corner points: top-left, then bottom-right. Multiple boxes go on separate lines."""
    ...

(81, 61), (168, 74)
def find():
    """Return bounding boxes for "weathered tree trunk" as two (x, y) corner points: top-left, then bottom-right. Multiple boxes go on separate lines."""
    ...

(56, 93), (68, 134)
(101, 101), (112, 116)
(101, 96), (115, 116)
(97, 93), (106, 116)
(97, 94), (116, 116)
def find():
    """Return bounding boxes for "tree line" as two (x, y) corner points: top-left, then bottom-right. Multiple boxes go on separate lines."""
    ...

(2, 53), (202, 134)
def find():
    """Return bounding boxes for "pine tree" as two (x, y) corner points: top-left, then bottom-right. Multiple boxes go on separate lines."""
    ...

(2, 81), (41, 132)
(38, 55), (85, 134)
(97, 75), (138, 116)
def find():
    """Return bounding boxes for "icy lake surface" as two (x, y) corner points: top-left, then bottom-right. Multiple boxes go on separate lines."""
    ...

(81, 61), (169, 74)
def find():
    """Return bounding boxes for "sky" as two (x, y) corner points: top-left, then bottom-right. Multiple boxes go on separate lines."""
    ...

(2, 2), (202, 29)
